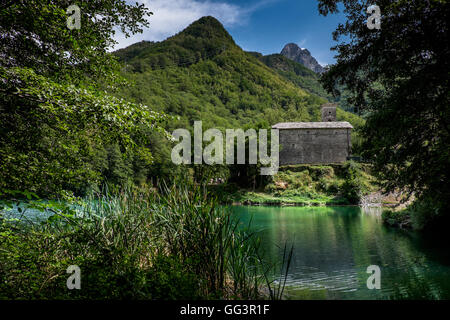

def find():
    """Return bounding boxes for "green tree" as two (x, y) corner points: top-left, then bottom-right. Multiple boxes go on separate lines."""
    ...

(0, 1), (168, 196)
(0, 0), (151, 85)
(318, 0), (450, 225)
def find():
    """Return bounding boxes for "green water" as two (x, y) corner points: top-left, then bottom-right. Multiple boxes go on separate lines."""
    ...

(232, 206), (450, 300)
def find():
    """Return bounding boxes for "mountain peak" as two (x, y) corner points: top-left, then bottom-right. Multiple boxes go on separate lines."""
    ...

(281, 43), (324, 74)
(114, 16), (237, 72)
(176, 16), (235, 44)
(194, 16), (224, 27)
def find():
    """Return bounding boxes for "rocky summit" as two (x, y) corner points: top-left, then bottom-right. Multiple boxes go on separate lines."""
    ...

(281, 43), (325, 74)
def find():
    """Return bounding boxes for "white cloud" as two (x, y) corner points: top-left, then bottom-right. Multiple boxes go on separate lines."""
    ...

(114, 0), (253, 50)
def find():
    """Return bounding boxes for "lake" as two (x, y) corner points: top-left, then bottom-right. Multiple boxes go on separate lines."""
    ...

(232, 205), (450, 300)
(4, 202), (450, 299)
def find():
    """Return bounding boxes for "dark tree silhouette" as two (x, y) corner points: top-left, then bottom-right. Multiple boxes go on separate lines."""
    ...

(318, 0), (450, 225)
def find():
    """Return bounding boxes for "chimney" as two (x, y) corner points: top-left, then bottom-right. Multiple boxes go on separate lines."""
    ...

(321, 103), (337, 122)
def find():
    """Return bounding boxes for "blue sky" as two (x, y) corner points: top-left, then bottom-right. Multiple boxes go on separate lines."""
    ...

(118, 0), (347, 66)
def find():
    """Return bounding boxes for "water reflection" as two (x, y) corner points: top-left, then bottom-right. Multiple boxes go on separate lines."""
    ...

(232, 206), (450, 300)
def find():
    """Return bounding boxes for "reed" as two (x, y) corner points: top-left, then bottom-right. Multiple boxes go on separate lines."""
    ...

(1, 183), (292, 299)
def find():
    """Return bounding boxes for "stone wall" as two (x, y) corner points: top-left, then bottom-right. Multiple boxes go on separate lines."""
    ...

(278, 128), (352, 165)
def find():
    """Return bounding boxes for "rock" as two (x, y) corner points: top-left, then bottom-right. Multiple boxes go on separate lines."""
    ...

(281, 43), (325, 74)
(275, 181), (289, 190)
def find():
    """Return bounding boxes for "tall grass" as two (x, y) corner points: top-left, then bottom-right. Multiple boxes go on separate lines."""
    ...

(256, 242), (294, 300)
(0, 184), (292, 299)
(147, 183), (264, 298)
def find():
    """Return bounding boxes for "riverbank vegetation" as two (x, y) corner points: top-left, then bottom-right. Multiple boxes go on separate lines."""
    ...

(383, 195), (450, 231)
(0, 185), (292, 300)
(209, 162), (377, 206)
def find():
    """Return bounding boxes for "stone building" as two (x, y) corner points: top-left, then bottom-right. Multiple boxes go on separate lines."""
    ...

(272, 105), (353, 165)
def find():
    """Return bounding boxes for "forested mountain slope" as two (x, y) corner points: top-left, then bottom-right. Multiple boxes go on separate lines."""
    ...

(113, 16), (361, 131)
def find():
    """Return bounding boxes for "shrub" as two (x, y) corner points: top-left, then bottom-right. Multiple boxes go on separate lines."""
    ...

(143, 255), (201, 300)
(407, 194), (448, 231)
(339, 161), (368, 204)
(382, 209), (411, 229)
(382, 193), (449, 231)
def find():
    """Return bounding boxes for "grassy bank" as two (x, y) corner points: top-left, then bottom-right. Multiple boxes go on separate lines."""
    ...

(210, 162), (378, 206)
(0, 186), (289, 300)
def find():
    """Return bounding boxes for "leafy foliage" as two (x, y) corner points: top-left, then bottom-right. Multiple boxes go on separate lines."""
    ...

(215, 163), (375, 205)
(0, 67), (168, 196)
(0, 0), (151, 86)
(318, 0), (450, 226)
(0, 1), (168, 196)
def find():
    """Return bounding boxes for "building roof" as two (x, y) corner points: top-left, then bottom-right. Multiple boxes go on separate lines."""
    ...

(272, 121), (354, 129)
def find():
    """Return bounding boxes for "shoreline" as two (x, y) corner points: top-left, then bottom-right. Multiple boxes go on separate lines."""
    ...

(229, 199), (392, 208)
(231, 201), (361, 207)
(224, 188), (408, 209)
